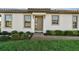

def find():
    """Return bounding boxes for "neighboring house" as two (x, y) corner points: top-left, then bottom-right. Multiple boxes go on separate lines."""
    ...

(0, 8), (79, 33)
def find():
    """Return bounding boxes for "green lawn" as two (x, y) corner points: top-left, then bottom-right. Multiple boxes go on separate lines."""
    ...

(0, 39), (79, 51)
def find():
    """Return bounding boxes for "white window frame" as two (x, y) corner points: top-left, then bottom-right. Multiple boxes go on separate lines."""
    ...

(52, 15), (59, 25)
(72, 15), (78, 29)
(5, 14), (12, 28)
(24, 15), (31, 28)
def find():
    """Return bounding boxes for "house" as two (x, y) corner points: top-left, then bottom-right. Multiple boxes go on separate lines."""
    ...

(0, 8), (79, 33)
(0, 16), (1, 28)
(0, 21), (1, 28)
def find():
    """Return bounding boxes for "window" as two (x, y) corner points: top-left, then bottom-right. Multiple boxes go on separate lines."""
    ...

(52, 15), (59, 24)
(5, 15), (12, 27)
(24, 15), (31, 28)
(72, 16), (78, 29)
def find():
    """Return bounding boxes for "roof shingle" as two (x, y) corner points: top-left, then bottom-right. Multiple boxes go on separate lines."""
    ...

(0, 8), (79, 14)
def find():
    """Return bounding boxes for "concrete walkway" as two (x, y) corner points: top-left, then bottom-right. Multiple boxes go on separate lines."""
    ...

(32, 33), (79, 40)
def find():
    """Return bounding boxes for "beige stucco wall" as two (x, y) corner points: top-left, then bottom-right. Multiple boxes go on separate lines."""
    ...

(1, 13), (79, 33)
(43, 14), (79, 33)
(1, 13), (34, 33)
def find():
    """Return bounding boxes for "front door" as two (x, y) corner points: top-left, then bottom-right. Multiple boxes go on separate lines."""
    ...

(35, 16), (43, 32)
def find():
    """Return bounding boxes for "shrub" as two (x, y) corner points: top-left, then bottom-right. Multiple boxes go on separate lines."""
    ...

(46, 30), (79, 36)
(11, 31), (33, 40)
(11, 30), (18, 34)
(25, 31), (33, 39)
(11, 33), (27, 40)
(20, 33), (26, 40)
(46, 30), (55, 35)
(19, 31), (24, 35)
(46, 30), (52, 35)
(77, 31), (79, 36)
(26, 31), (31, 34)
(1, 31), (10, 35)
(0, 35), (11, 41)
(72, 31), (78, 36)
(0, 32), (1, 35)
(54, 30), (64, 35)
(18, 31), (25, 40)
(46, 30), (64, 35)
(63, 31), (73, 36)
(11, 33), (20, 40)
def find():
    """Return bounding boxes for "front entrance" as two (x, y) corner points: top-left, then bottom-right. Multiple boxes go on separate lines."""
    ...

(35, 16), (43, 32)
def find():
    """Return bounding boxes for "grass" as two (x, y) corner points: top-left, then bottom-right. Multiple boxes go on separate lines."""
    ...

(0, 39), (79, 51)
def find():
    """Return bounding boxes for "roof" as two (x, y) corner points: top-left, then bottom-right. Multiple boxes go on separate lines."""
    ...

(0, 8), (79, 14)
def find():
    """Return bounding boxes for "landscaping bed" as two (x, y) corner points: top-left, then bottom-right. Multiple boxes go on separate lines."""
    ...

(0, 31), (33, 41)
(44, 30), (79, 36)
(0, 30), (79, 51)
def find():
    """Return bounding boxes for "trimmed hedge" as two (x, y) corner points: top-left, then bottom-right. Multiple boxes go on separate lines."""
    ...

(11, 30), (18, 34)
(54, 30), (64, 35)
(45, 30), (79, 36)
(45, 30), (55, 35)
(64, 31), (73, 36)
(11, 31), (33, 40)
(0, 31), (33, 41)
(0, 35), (11, 41)
(1, 31), (11, 35)
(25, 31), (33, 39)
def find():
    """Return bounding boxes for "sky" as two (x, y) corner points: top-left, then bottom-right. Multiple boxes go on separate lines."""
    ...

(0, 0), (79, 8)
(65, 8), (79, 10)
